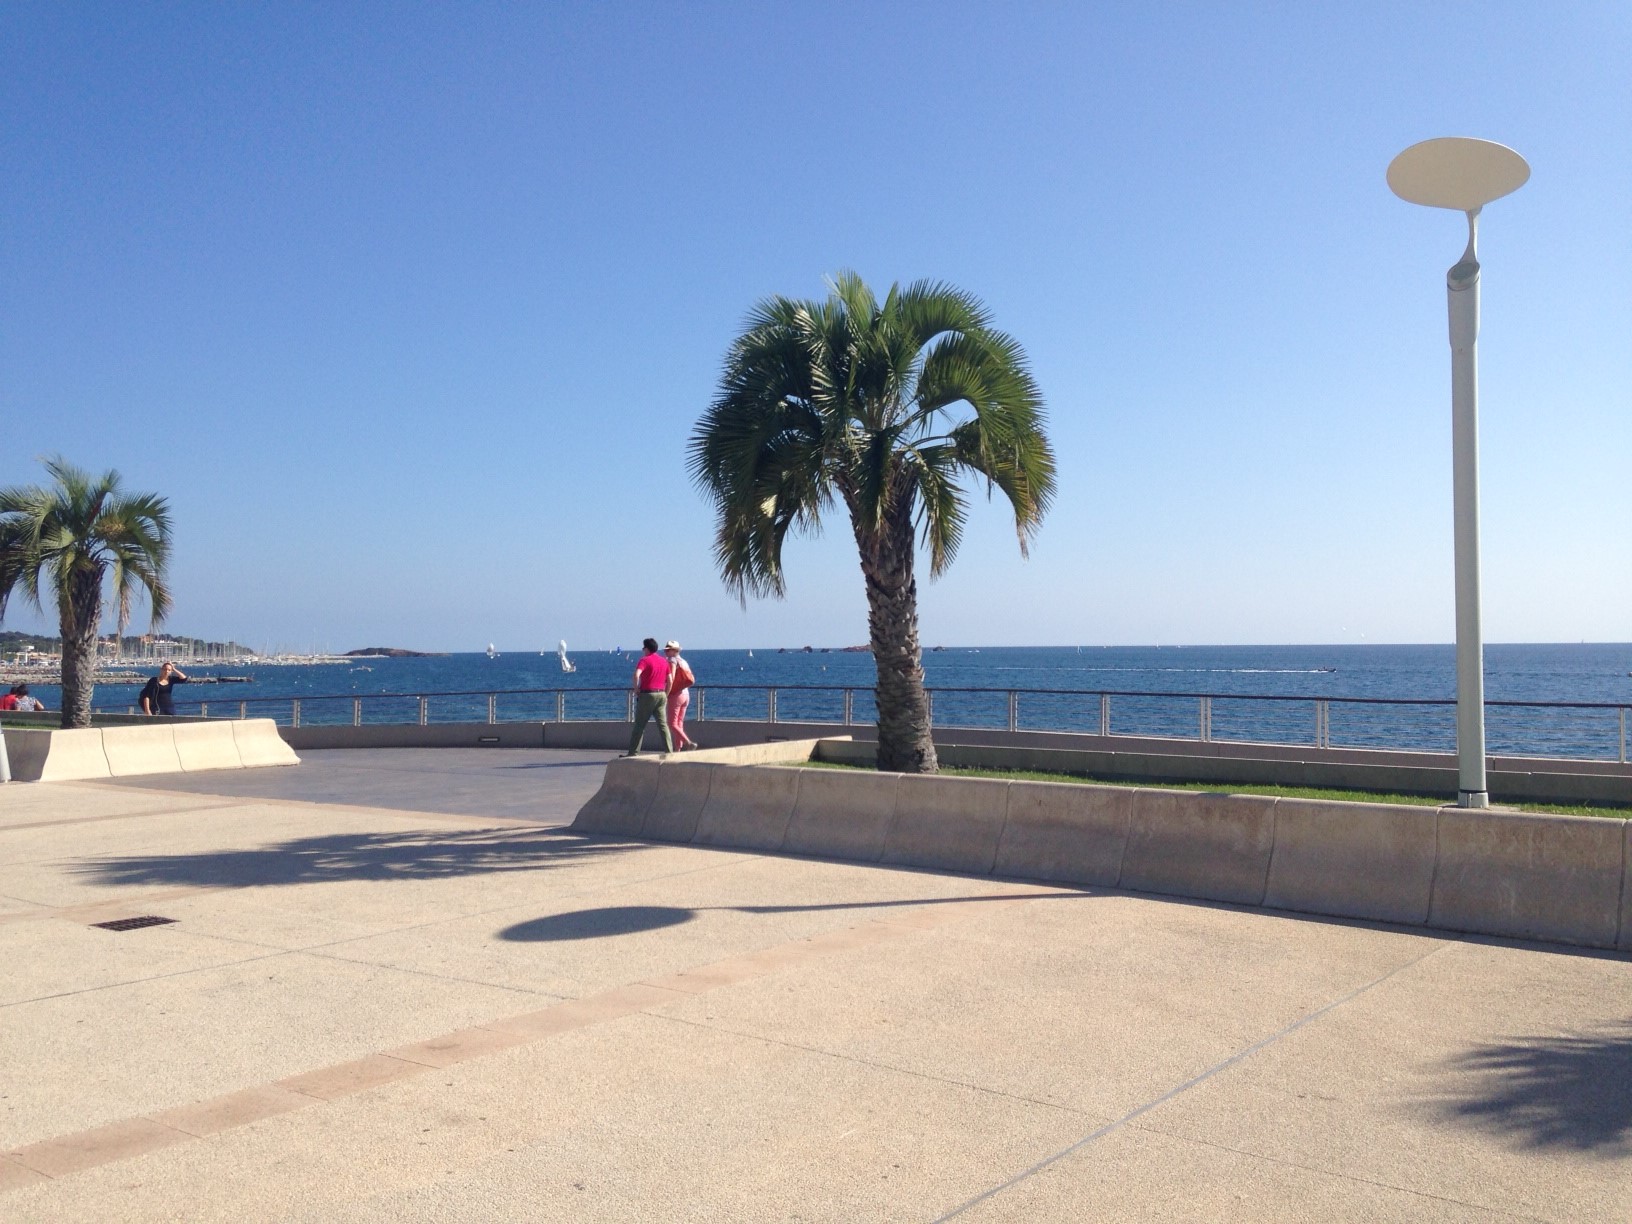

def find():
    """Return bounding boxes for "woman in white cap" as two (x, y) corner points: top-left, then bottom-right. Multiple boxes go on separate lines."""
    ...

(664, 640), (698, 750)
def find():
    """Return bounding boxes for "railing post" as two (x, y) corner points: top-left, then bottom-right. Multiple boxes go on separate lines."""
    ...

(1007, 691), (1018, 733)
(418, 696), (428, 726)
(626, 690), (635, 721)
(1199, 696), (1211, 742)
(1316, 700), (1329, 749)
(239, 701), (246, 720)
(555, 691), (565, 723)
(768, 687), (778, 724)
(1621, 707), (1627, 764)
(200, 702), (208, 719)
(291, 699), (301, 729)
(487, 693), (496, 725)
(843, 689), (853, 726)
(696, 688), (705, 722)
(353, 698), (362, 727)
(926, 691), (934, 726)
(1100, 693), (1110, 737)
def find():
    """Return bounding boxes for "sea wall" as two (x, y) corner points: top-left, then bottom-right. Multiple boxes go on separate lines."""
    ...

(572, 741), (1632, 952)
(1, 719), (298, 782)
(272, 718), (1632, 807)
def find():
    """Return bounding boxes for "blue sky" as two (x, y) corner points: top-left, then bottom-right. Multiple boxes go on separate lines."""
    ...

(3, 2), (1627, 652)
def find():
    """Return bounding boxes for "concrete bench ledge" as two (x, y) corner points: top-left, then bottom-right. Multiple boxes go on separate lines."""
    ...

(1, 719), (299, 782)
(572, 740), (1632, 952)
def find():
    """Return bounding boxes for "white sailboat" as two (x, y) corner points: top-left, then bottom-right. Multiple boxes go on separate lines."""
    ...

(486, 642), (498, 659)
(558, 640), (576, 673)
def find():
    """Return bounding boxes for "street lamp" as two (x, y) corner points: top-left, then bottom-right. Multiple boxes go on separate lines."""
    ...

(1387, 137), (1529, 809)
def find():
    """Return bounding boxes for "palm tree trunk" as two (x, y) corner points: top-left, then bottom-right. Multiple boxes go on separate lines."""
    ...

(855, 491), (938, 774)
(58, 567), (102, 730)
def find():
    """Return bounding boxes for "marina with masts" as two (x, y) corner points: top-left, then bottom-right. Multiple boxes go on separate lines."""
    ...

(0, 630), (354, 685)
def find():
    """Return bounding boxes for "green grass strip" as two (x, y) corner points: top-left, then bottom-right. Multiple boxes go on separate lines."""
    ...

(803, 759), (1629, 820)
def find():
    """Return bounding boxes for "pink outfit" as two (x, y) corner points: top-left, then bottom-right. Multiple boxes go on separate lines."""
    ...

(666, 688), (692, 747)
(666, 654), (696, 747)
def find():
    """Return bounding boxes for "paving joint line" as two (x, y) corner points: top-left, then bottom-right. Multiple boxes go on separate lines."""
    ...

(0, 899), (1004, 1185)
(243, 848), (764, 957)
(1, 841), (763, 1001)
(647, 1009), (1097, 1121)
(78, 777), (617, 829)
(0, 946), (298, 1011)
(294, 947), (570, 999)
(0, 800), (258, 834)
(1125, 1121), (1548, 1223)
(931, 941), (1457, 1222)
(288, 880), (1025, 994)
(0, 886), (232, 927)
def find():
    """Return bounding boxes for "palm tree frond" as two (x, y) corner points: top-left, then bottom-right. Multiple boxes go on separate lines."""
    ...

(903, 444), (969, 578)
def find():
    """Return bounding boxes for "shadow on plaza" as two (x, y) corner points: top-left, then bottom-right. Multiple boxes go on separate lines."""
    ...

(497, 891), (1089, 942)
(1427, 1024), (1632, 1154)
(74, 826), (642, 889)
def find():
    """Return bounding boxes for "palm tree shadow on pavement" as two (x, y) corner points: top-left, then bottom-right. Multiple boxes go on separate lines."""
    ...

(73, 827), (642, 889)
(1425, 1023), (1632, 1154)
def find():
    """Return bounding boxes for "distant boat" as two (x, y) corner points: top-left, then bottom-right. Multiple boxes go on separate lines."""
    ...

(747, 649), (754, 658)
(558, 640), (576, 673)
(486, 643), (498, 659)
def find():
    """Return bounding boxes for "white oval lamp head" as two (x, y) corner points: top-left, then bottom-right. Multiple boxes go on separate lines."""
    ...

(1388, 138), (1529, 210)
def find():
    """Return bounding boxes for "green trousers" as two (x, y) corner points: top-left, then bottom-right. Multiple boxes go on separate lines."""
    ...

(628, 690), (673, 754)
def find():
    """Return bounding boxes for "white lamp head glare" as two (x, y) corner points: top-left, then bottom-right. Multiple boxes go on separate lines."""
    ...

(1389, 137), (1529, 276)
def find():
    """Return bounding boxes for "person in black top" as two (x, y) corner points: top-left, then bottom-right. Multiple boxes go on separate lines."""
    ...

(139, 662), (189, 715)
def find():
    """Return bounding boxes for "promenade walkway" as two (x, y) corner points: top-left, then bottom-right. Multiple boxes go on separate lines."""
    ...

(1, 749), (1628, 1221)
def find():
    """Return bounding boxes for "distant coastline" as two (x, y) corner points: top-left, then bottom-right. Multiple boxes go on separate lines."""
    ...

(343, 647), (447, 658)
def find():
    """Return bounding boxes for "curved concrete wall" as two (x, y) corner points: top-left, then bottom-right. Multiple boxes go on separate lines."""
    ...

(231, 720), (300, 768)
(3, 728), (112, 782)
(1, 719), (298, 782)
(1264, 798), (1437, 926)
(573, 748), (1632, 952)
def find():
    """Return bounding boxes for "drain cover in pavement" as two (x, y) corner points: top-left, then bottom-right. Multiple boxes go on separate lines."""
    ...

(90, 915), (178, 932)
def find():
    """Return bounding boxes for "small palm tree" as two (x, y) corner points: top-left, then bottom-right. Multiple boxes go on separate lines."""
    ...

(0, 457), (172, 729)
(690, 273), (1055, 772)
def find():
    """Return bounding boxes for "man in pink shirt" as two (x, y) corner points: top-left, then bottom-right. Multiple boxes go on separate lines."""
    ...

(626, 637), (674, 755)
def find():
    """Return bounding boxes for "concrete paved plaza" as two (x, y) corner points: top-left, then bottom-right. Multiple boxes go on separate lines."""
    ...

(2, 749), (1629, 1221)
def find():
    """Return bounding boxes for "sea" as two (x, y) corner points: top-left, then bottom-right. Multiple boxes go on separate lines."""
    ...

(40, 642), (1632, 762)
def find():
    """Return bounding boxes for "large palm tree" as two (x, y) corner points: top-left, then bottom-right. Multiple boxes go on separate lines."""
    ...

(0, 457), (172, 729)
(690, 273), (1055, 773)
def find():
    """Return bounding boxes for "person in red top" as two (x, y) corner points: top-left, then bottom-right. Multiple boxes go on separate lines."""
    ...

(9, 684), (45, 712)
(626, 638), (674, 755)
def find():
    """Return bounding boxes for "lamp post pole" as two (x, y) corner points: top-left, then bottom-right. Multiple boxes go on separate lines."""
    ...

(1387, 137), (1529, 809)
(1447, 211), (1487, 806)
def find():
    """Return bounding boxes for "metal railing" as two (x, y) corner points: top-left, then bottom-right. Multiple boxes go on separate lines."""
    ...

(106, 684), (1632, 764)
